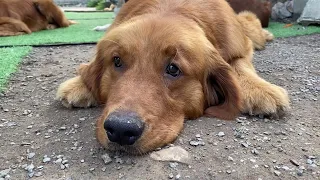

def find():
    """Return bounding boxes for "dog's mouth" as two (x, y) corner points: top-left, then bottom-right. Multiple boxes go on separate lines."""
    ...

(105, 141), (149, 155)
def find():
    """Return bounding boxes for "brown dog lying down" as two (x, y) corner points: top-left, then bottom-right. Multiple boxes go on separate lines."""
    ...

(0, 0), (75, 36)
(226, 0), (272, 27)
(56, 0), (289, 154)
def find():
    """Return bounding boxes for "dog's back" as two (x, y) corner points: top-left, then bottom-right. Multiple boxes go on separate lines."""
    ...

(0, 0), (48, 31)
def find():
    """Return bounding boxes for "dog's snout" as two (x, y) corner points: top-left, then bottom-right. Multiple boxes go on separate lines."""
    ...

(104, 111), (144, 145)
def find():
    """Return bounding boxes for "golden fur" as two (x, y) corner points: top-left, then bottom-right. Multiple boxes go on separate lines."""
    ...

(56, 0), (289, 154)
(0, 0), (75, 36)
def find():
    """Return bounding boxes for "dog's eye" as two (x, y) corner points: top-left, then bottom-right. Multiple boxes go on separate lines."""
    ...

(166, 63), (181, 77)
(113, 56), (122, 68)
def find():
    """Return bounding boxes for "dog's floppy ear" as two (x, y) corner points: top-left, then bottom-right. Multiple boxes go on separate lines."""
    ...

(203, 53), (242, 120)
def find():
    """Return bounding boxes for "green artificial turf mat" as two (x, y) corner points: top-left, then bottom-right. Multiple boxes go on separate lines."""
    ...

(0, 46), (32, 90)
(267, 22), (320, 38)
(0, 19), (112, 47)
(65, 12), (115, 20)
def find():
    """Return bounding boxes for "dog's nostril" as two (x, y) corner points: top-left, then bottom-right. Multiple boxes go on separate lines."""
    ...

(106, 128), (114, 135)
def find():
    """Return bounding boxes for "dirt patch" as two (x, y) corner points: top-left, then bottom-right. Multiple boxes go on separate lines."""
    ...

(0, 34), (319, 179)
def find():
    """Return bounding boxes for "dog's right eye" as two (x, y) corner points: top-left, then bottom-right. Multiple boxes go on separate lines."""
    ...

(113, 56), (122, 68)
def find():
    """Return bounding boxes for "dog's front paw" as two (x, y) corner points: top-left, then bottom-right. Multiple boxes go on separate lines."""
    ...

(243, 84), (290, 118)
(56, 76), (97, 108)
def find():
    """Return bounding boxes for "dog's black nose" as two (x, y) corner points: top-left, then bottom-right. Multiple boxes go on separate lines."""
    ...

(104, 111), (144, 145)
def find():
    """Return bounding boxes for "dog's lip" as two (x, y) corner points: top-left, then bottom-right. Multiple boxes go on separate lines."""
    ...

(106, 141), (145, 155)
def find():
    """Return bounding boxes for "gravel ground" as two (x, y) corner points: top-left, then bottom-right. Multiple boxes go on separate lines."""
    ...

(0, 34), (319, 180)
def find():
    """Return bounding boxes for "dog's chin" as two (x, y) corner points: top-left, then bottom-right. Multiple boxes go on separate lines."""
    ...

(103, 141), (152, 155)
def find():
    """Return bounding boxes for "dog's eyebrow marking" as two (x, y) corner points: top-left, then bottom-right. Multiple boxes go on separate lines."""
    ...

(104, 39), (121, 46)
(172, 48), (179, 61)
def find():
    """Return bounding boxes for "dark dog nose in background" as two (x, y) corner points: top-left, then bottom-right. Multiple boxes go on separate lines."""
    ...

(104, 111), (144, 145)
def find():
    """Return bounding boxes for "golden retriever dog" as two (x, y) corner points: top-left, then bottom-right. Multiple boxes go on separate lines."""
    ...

(0, 0), (75, 36)
(56, 0), (289, 154)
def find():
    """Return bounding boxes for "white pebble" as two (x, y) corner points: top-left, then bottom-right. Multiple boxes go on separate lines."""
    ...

(217, 132), (225, 137)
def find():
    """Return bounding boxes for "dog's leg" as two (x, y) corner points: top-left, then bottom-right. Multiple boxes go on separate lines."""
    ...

(0, 17), (31, 36)
(232, 47), (290, 118)
(56, 76), (98, 108)
(237, 11), (274, 50)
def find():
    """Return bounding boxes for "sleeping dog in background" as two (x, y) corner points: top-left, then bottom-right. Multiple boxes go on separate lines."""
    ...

(0, 0), (76, 36)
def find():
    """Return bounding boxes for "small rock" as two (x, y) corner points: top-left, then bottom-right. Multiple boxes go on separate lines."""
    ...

(297, 169), (303, 176)
(62, 160), (68, 165)
(80, 159), (84, 163)
(226, 170), (232, 174)
(195, 134), (201, 138)
(89, 168), (95, 172)
(34, 172), (42, 177)
(150, 146), (191, 164)
(217, 132), (225, 137)
(227, 156), (234, 161)
(251, 149), (259, 155)
(101, 153), (112, 165)
(26, 164), (34, 173)
(290, 159), (300, 166)
(101, 167), (107, 172)
(0, 169), (10, 178)
(282, 166), (290, 171)
(168, 173), (174, 179)
(27, 152), (35, 159)
(54, 158), (62, 164)
(43, 156), (51, 163)
(189, 140), (200, 146)
(306, 159), (313, 164)
(60, 164), (65, 170)
(308, 156), (316, 159)
(175, 174), (181, 179)
(274, 170), (281, 176)
(115, 157), (123, 164)
(241, 143), (249, 148)
(59, 126), (67, 130)
(28, 172), (34, 178)
(169, 162), (178, 168)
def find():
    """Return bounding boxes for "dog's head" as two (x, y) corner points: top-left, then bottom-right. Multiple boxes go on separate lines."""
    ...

(80, 15), (242, 154)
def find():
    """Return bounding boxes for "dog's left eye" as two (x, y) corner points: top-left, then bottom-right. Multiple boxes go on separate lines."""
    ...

(113, 56), (122, 68)
(166, 63), (181, 77)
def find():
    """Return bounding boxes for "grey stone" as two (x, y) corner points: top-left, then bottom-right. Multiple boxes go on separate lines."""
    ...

(101, 153), (112, 165)
(43, 156), (51, 163)
(27, 152), (35, 159)
(290, 159), (300, 166)
(271, 2), (293, 20)
(26, 164), (34, 173)
(150, 146), (191, 164)
(34, 172), (42, 177)
(169, 162), (178, 168)
(297, 0), (320, 25)
(274, 170), (281, 176)
(0, 169), (10, 178)
(306, 159), (313, 164)
(297, 169), (303, 176)
(217, 132), (225, 137)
